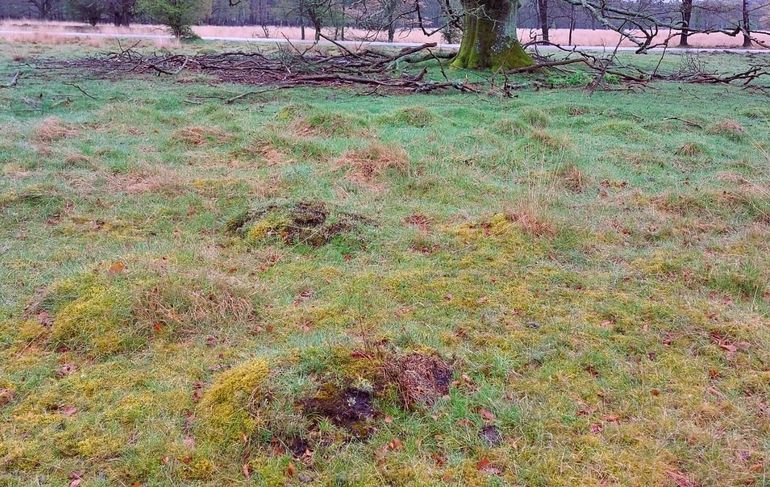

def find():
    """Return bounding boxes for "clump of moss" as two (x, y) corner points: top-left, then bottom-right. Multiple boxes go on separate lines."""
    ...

(50, 284), (138, 356)
(197, 359), (269, 445)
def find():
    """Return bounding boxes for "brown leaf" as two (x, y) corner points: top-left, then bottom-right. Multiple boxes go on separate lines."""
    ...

(477, 457), (502, 475)
(387, 438), (403, 451)
(479, 408), (496, 421)
(242, 463), (251, 478)
(61, 405), (78, 416)
(286, 461), (297, 477)
(590, 423), (603, 433)
(107, 261), (126, 274)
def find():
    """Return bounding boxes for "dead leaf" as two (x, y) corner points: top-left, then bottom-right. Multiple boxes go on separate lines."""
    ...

(479, 408), (496, 421)
(107, 261), (126, 274)
(387, 438), (403, 451)
(61, 405), (78, 416)
(242, 463), (251, 478)
(477, 457), (502, 475)
(286, 461), (297, 477)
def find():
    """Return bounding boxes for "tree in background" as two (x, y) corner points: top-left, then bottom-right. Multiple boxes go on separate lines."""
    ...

(66, 0), (107, 25)
(26, 0), (58, 18)
(679, 0), (693, 46)
(138, 0), (213, 37)
(536, 0), (549, 41)
(450, 0), (533, 69)
(110, 0), (136, 25)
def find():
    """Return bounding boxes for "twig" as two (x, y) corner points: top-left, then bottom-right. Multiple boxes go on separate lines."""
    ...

(63, 82), (98, 100)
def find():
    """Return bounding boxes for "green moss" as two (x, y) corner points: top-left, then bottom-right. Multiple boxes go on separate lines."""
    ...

(50, 284), (137, 356)
(197, 359), (269, 445)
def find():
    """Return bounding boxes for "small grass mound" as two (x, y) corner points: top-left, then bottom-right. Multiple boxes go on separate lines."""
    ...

(292, 112), (366, 137)
(49, 282), (137, 356)
(383, 107), (436, 127)
(556, 163), (588, 193)
(521, 107), (549, 128)
(171, 126), (231, 146)
(707, 119), (745, 141)
(197, 359), (269, 445)
(675, 141), (707, 157)
(227, 200), (371, 247)
(386, 352), (452, 409)
(336, 142), (409, 191)
(35, 117), (77, 142)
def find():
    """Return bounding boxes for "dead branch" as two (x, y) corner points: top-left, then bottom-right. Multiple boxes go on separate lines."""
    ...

(1, 71), (20, 88)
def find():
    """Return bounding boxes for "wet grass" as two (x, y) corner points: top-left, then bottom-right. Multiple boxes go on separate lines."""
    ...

(1, 42), (769, 486)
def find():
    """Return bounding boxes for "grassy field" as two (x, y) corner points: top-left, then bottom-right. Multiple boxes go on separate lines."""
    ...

(1, 41), (769, 486)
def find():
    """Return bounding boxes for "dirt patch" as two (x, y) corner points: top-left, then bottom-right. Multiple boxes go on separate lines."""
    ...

(336, 143), (408, 191)
(226, 200), (372, 247)
(35, 117), (77, 142)
(301, 384), (377, 439)
(172, 126), (231, 146)
(386, 353), (452, 409)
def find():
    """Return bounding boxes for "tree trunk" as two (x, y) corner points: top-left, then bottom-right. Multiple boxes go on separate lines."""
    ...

(451, 0), (533, 70)
(568, 4), (575, 45)
(537, 0), (549, 42)
(679, 0), (692, 46)
(742, 0), (752, 47)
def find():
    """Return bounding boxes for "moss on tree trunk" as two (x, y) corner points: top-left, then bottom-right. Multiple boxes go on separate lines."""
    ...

(451, 0), (533, 70)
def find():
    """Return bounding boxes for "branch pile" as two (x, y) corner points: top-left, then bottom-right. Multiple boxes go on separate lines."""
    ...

(39, 42), (476, 94)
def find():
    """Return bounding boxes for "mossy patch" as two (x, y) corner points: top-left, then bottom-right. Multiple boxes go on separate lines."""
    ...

(49, 283), (138, 356)
(197, 359), (269, 445)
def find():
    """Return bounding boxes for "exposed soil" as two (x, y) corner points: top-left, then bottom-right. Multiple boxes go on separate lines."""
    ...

(226, 200), (371, 247)
(301, 384), (377, 439)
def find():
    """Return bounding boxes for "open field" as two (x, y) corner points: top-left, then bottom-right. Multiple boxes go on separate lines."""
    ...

(1, 40), (770, 486)
(2, 19), (770, 48)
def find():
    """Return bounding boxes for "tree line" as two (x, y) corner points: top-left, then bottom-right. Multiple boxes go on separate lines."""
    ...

(2, 0), (767, 47)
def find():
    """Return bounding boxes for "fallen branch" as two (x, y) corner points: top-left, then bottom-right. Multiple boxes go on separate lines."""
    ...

(1, 71), (20, 88)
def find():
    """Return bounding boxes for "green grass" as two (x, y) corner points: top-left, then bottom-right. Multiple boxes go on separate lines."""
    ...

(1, 41), (769, 486)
